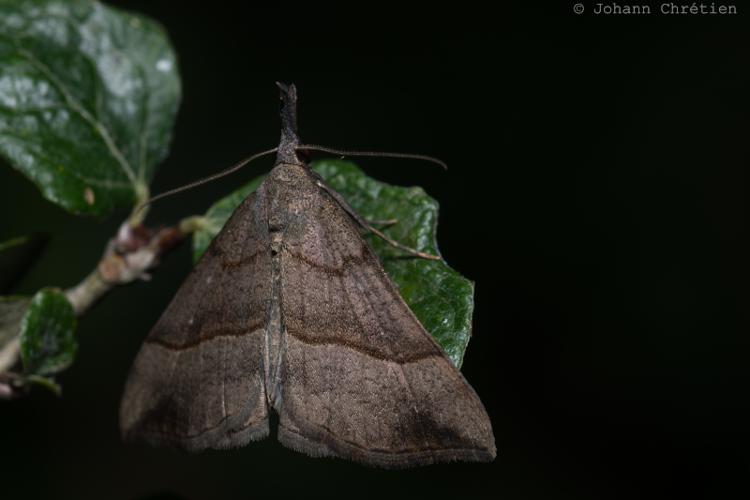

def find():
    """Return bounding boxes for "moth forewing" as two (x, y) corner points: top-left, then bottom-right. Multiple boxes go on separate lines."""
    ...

(120, 82), (495, 467)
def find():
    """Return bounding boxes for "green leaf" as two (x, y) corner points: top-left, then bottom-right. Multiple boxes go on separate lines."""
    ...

(0, 0), (181, 215)
(19, 287), (76, 376)
(0, 235), (27, 253)
(192, 160), (474, 368)
(23, 373), (61, 396)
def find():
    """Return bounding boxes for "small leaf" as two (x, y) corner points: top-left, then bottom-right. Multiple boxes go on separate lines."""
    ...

(0, 0), (181, 215)
(19, 287), (76, 376)
(0, 235), (28, 253)
(192, 160), (474, 368)
(23, 373), (62, 396)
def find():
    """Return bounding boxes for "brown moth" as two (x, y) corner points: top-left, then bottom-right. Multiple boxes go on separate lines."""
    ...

(120, 83), (496, 468)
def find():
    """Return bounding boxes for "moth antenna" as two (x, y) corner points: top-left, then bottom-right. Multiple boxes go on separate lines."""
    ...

(135, 147), (279, 213)
(296, 144), (448, 170)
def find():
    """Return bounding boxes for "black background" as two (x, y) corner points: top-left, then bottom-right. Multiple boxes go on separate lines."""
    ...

(1, 2), (748, 499)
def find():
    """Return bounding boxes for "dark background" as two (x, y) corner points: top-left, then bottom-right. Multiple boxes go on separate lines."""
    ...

(1, 2), (748, 499)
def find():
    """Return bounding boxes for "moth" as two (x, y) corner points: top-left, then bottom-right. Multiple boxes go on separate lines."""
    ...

(120, 83), (496, 468)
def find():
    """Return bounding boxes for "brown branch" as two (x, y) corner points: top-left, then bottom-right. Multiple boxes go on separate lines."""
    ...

(65, 220), (188, 315)
(0, 216), (202, 398)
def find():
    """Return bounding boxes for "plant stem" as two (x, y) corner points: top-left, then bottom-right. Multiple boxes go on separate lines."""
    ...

(0, 214), (202, 397)
(65, 269), (111, 316)
(0, 337), (19, 375)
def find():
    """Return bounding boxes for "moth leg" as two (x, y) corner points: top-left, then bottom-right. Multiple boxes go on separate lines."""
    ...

(366, 225), (441, 260)
(364, 218), (398, 228)
(315, 179), (440, 261)
(314, 178), (369, 227)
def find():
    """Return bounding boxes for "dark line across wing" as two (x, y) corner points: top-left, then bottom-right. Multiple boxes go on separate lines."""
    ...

(281, 244), (373, 277)
(146, 320), (265, 351)
(205, 246), (266, 269)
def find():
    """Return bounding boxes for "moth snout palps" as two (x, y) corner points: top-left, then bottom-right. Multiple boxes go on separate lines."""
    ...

(120, 82), (496, 468)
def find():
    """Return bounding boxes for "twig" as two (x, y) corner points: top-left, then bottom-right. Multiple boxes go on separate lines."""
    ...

(0, 338), (20, 377)
(0, 215), (201, 398)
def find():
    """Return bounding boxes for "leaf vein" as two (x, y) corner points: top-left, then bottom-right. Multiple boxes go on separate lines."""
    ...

(16, 46), (139, 187)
